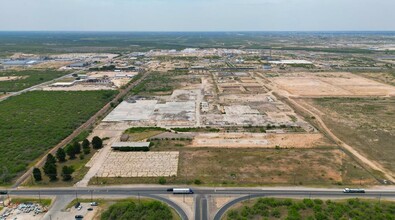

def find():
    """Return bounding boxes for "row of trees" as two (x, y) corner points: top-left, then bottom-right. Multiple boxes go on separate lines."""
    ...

(32, 136), (103, 182)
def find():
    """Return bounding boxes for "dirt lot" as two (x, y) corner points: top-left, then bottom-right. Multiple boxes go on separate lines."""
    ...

(270, 72), (395, 97)
(190, 132), (333, 148)
(307, 97), (395, 173)
(91, 148), (376, 186)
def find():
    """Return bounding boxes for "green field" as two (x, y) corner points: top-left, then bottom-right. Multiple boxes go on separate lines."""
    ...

(0, 69), (69, 92)
(131, 70), (200, 95)
(225, 198), (395, 220)
(0, 90), (117, 184)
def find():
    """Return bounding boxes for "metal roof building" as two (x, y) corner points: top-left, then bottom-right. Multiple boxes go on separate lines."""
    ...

(111, 142), (151, 151)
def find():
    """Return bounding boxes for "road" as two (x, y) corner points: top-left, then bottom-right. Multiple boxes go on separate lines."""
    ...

(4, 187), (395, 220)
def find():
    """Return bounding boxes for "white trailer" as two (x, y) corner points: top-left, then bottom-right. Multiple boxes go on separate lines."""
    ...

(172, 188), (194, 194)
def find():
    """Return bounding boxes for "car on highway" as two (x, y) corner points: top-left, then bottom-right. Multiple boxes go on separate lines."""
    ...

(166, 188), (173, 192)
(343, 188), (365, 193)
(0, 191), (7, 195)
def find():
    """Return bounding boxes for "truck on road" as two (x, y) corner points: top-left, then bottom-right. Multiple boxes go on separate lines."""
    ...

(343, 188), (365, 193)
(172, 188), (194, 194)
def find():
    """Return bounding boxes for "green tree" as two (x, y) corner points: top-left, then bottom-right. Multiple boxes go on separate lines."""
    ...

(46, 153), (56, 164)
(61, 165), (74, 181)
(56, 148), (66, 162)
(43, 163), (57, 181)
(92, 136), (103, 149)
(72, 141), (81, 154)
(82, 139), (90, 154)
(66, 145), (76, 159)
(32, 167), (42, 181)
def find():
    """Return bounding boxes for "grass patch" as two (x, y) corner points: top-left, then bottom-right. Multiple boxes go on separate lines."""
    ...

(131, 71), (200, 95)
(11, 198), (52, 207)
(225, 198), (395, 220)
(26, 148), (96, 187)
(101, 199), (176, 220)
(124, 127), (169, 141)
(311, 97), (395, 172)
(0, 69), (69, 92)
(90, 147), (375, 186)
(0, 90), (118, 184)
(171, 127), (220, 132)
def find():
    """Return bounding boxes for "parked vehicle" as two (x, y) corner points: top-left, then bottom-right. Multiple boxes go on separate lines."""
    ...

(74, 202), (81, 208)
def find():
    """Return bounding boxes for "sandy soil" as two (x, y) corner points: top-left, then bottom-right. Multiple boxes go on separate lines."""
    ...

(0, 76), (26, 81)
(271, 72), (395, 97)
(190, 132), (331, 148)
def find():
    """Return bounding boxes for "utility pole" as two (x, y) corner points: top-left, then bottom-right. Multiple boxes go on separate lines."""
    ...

(379, 194), (382, 204)
(138, 193), (141, 204)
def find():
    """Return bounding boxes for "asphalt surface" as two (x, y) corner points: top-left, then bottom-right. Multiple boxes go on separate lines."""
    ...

(4, 187), (395, 220)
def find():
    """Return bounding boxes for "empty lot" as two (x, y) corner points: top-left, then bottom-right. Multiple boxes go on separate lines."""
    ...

(270, 72), (395, 97)
(308, 97), (395, 173)
(190, 133), (333, 148)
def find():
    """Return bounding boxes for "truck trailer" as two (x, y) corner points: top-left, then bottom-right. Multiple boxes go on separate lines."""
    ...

(343, 188), (365, 193)
(172, 188), (194, 194)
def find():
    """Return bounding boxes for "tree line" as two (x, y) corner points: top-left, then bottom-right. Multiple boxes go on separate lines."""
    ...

(33, 136), (103, 182)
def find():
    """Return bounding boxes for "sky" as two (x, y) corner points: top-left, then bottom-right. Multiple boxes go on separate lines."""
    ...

(0, 0), (394, 31)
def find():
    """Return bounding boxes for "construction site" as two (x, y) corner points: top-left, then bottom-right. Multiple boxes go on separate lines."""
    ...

(75, 48), (395, 187)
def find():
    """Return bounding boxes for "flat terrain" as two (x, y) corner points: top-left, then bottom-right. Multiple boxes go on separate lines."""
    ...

(225, 198), (395, 220)
(191, 133), (333, 148)
(270, 72), (395, 97)
(307, 97), (395, 174)
(0, 90), (117, 184)
(96, 151), (179, 178)
(0, 69), (69, 92)
(92, 146), (376, 186)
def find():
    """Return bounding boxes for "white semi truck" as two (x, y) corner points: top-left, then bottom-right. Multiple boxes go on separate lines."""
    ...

(343, 188), (365, 193)
(171, 188), (194, 194)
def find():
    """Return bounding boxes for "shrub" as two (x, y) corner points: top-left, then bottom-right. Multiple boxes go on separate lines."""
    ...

(158, 177), (166, 185)
(194, 179), (202, 185)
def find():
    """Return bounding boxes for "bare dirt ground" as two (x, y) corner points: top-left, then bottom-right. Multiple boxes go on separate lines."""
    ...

(270, 72), (395, 97)
(304, 97), (395, 179)
(262, 72), (395, 183)
(288, 97), (395, 183)
(0, 76), (26, 81)
(190, 132), (332, 148)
